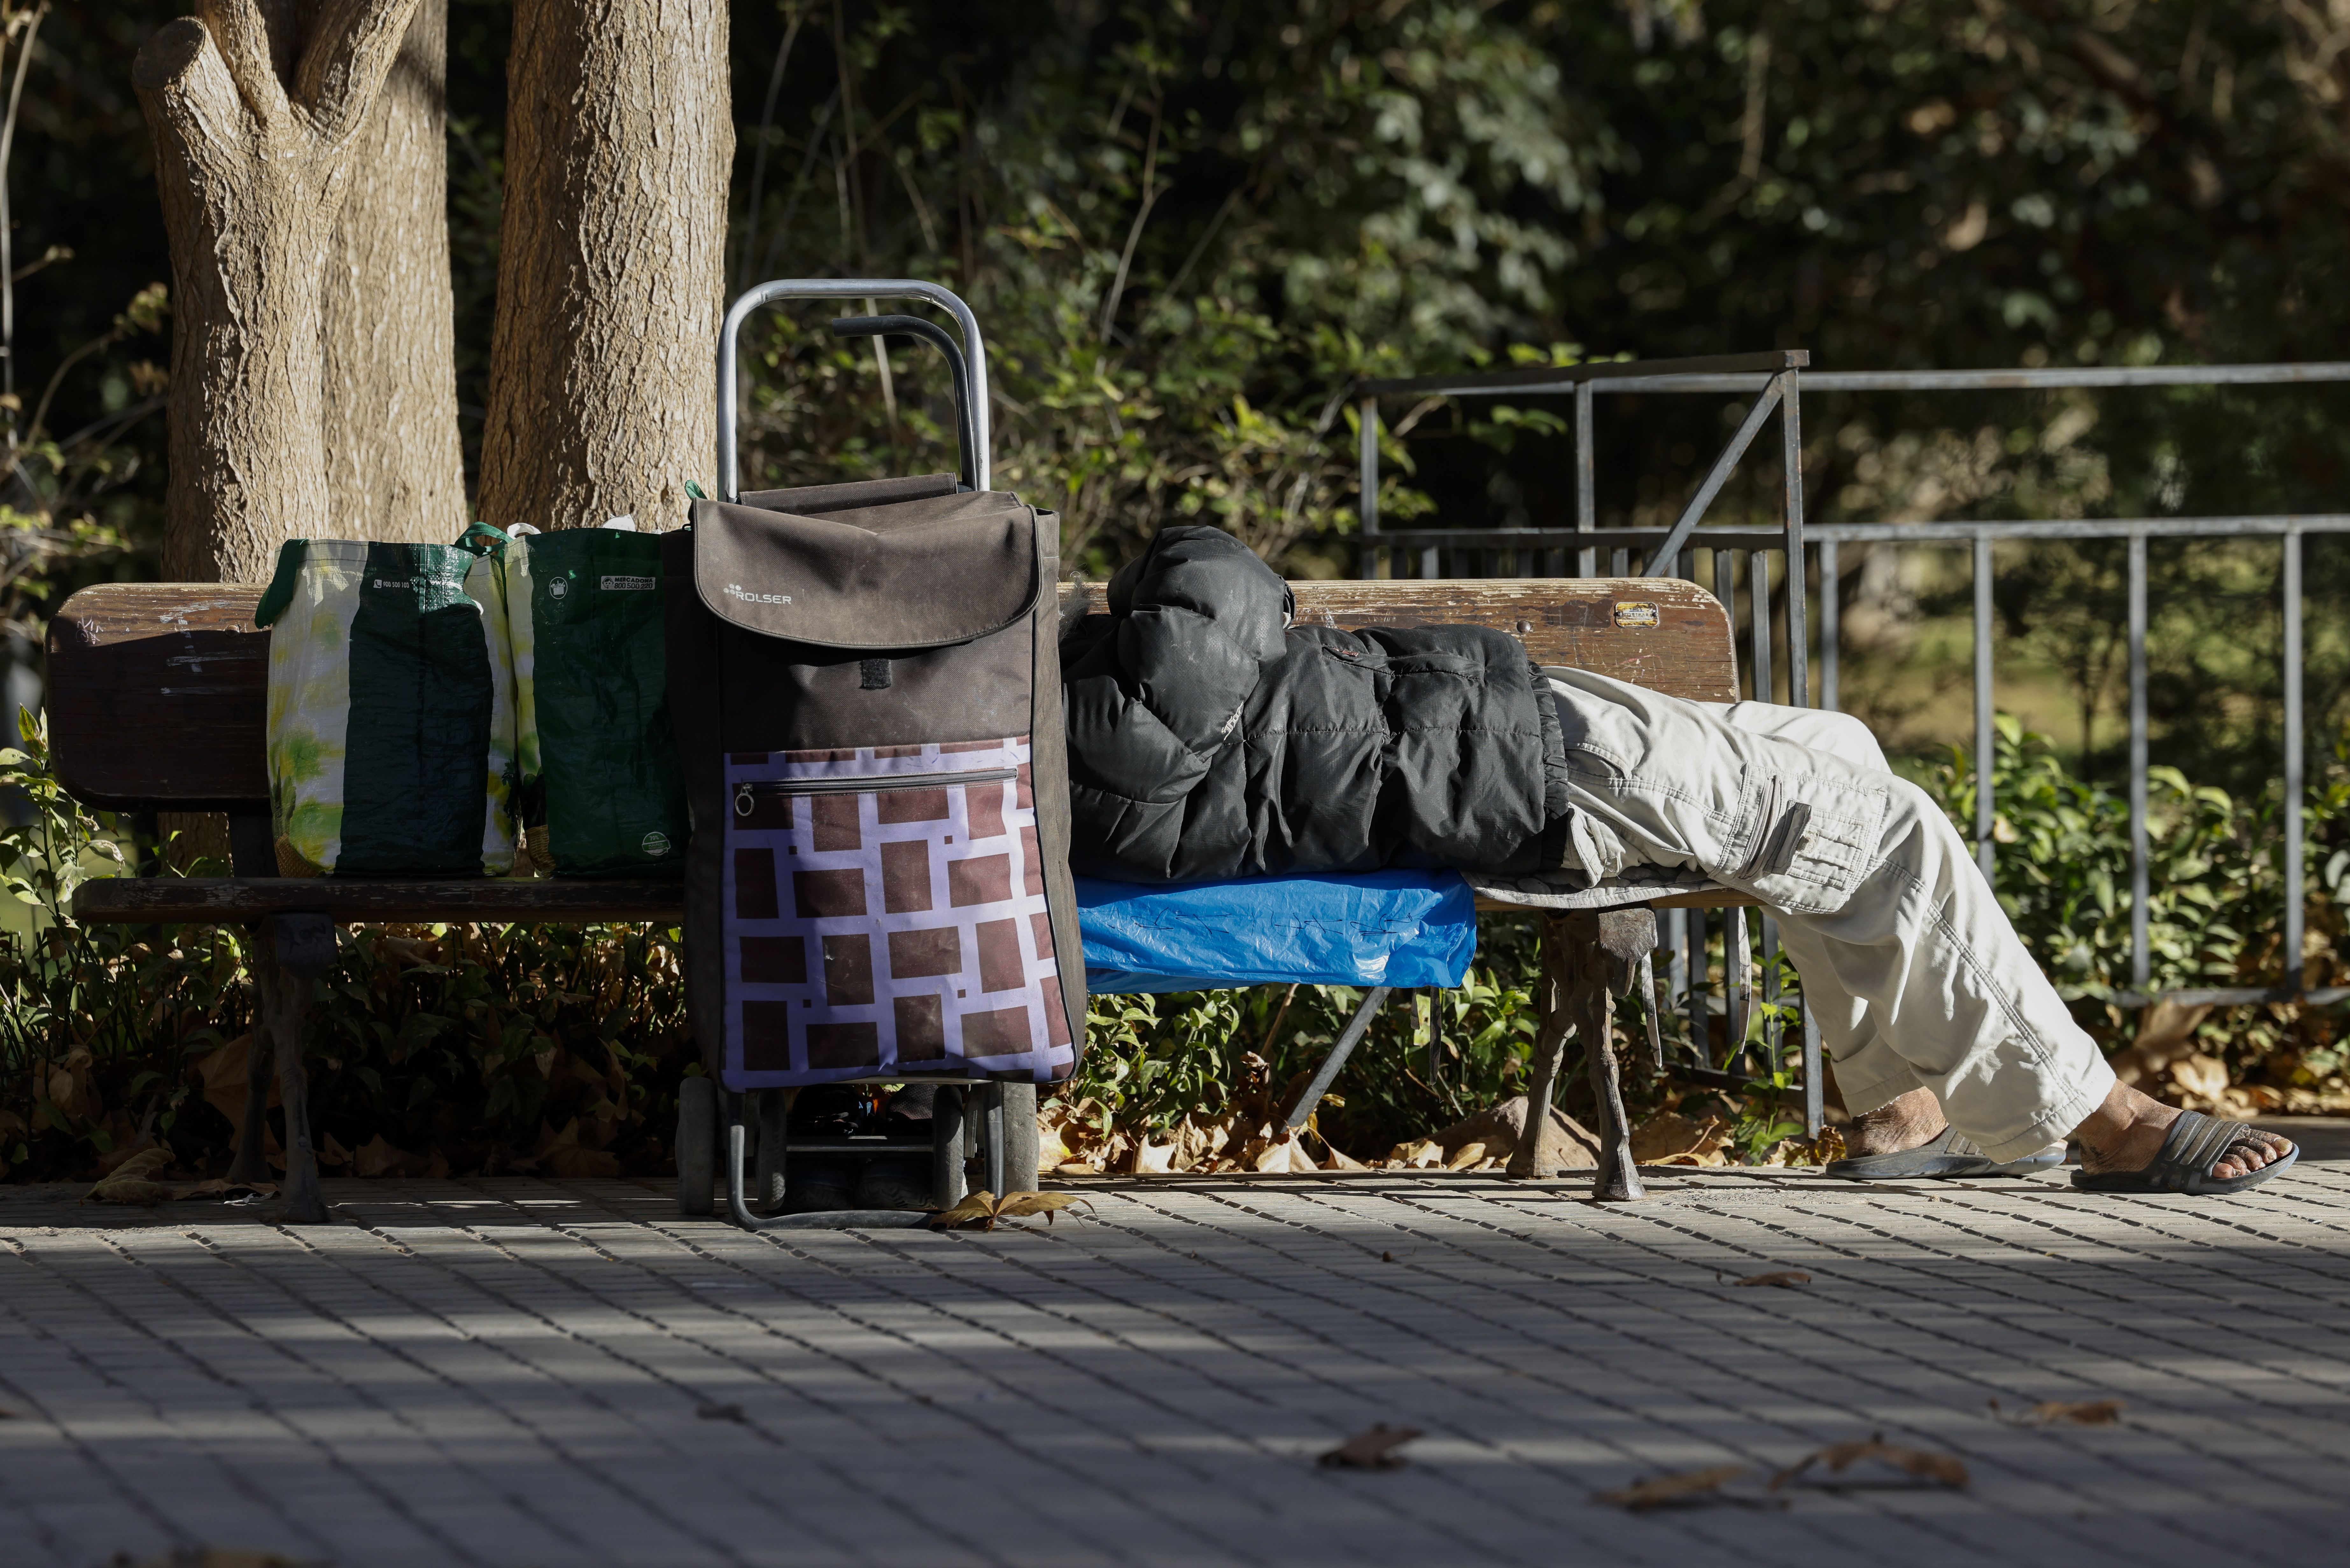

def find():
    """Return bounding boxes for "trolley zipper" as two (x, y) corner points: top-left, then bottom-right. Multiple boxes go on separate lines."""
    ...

(734, 768), (1017, 817)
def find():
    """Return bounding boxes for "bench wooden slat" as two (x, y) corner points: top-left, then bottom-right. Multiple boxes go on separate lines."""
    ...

(73, 876), (686, 925)
(50, 575), (1737, 812)
(1058, 578), (1737, 704)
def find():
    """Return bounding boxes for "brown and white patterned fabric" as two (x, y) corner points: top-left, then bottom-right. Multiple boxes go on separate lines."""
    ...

(721, 735), (1073, 1087)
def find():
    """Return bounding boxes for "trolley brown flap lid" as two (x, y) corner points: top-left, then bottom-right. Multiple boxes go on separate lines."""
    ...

(689, 490), (1039, 649)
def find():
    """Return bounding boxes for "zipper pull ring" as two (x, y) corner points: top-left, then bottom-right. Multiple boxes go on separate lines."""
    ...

(734, 785), (754, 818)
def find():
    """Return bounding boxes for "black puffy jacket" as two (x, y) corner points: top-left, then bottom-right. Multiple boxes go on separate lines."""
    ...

(1061, 525), (1569, 882)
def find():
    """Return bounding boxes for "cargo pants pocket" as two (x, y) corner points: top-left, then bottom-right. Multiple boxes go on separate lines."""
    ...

(1727, 768), (1892, 915)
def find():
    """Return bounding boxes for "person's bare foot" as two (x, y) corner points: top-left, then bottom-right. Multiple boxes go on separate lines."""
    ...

(1845, 1086), (1948, 1157)
(2070, 1081), (2293, 1181)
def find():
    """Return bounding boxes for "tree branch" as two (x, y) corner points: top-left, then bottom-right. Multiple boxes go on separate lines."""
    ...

(193, 0), (291, 128)
(296, 0), (425, 143)
(132, 17), (250, 174)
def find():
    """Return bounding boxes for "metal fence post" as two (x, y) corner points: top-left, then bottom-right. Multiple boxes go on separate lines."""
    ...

(1358, 394), (1380, 580)
(1781, 369), (1809, 712)
(2128, 531), (2149, 993)
(1819, 537), (1840, 712)
(1974, 534), (1996, 882)
(1575, 380), (1596, 578)
(2285, 527), (2305, 990)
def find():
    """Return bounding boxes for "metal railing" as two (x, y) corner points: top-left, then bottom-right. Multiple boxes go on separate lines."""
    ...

(1355, 356), (2350, 1091)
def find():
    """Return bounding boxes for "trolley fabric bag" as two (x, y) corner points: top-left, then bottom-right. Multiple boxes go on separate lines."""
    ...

(253, 534), (518, 877)
(506, 526), (689, 877)
(666, 479), (1086, 1089)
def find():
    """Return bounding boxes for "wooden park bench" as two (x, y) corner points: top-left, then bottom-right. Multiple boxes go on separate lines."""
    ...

(48, 572), (1773, 1216)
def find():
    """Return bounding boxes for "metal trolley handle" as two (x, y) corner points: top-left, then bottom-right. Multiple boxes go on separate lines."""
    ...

(715, 278), (993, 500)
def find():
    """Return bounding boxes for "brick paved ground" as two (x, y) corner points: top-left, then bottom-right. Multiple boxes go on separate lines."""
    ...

(4, 1126), (2348, 1567)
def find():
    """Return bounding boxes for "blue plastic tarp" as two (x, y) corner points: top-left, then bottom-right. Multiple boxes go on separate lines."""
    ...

(1076, 869), (1476, 994)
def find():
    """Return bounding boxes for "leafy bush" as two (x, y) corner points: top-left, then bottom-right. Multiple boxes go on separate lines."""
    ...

(0, 714), (695, 1183)
(4, 701), (2344, 1183)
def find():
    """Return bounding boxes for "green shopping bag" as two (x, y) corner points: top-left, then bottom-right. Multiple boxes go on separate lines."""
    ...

(254, 532), (519, 877)
(505, 525), (688, 877)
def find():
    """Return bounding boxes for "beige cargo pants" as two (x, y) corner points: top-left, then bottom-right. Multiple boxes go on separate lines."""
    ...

(1546, 667), (2114, 1163)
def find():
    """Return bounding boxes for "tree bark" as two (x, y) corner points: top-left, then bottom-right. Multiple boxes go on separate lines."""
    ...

(478, 0), (733, 532)
(321, 0), (466, 544)
(135, 0), (428, 583)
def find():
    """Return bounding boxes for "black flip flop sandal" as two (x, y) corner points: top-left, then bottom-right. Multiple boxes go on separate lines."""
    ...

(1824, 1124), (2064, 1181)
(2072, 1109), (2299, 1195)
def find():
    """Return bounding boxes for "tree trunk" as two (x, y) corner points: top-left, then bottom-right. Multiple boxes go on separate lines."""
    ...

(136, 0), (427, 583)
(478, 0), (733, 533)
(322, 0), (466, 544)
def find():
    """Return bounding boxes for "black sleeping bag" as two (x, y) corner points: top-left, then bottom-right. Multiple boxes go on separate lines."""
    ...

(1059, 525), (1568, 882)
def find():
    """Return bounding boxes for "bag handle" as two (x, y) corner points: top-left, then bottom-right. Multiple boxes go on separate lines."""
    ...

(455, 520), (512, 555)
(715, 278), (992, 500)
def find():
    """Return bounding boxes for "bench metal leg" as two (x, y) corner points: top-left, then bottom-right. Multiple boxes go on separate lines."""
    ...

(1508, 910), (1654, 1201)
(1507, 917), (1577, 1181)
(259, 913), (336, 1224)
(1573, 928), (1645, 1203)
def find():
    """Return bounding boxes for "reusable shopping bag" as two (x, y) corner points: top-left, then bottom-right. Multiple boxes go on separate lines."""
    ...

(506, 525), (689, 877)
(254, 531), (518, 877)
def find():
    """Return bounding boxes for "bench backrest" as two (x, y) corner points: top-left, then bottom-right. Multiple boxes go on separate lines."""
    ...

(46, 577), (1735, 812)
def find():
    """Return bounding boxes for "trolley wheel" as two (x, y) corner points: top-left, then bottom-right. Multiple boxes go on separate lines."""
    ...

(753, 1089), (790, 1213)
(676, 1076), (717, 1216)
(999, 1082), (1041, 1194)
(931, 1086), (967, 1211)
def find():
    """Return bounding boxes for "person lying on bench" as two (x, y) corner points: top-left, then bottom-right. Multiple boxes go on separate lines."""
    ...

(1060, 526), (2295, 1197)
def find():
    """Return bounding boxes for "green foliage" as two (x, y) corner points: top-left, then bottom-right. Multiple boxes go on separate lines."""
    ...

(0, 709), (695, 1183)
(1935, 712), (2350, 1005)
(3, 698), (2343, 1177)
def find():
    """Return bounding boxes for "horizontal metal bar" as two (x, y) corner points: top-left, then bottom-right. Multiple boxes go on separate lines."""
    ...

(1806, 363), (2350, 392)
(1381, 362), (2350, 400)
(1810, 516), (2350, 543)
(1358, 350), (1808, 398)
(1360, 514), (2350, 553)
(1382, 362), (2350, 399)
(2105, 987), (2350, 1008)
(1366, 527), (1790, 552)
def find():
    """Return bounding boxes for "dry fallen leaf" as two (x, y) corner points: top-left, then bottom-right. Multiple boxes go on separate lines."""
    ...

(1735, 1270), (1813, 1289)
(1771, 1434), (1969, 1492)
(928, 1190), (1097, 1231)
(83, 1148), (175, 1205)
(1317, 1424), (1423, 1469)
(1445, 1140), (1487, 1171)
(929, 1190), (1000, 1229)
(1594, 1464), (1763, 1512)
(993, 1191), (1097, 1224)
(1990, 1397), (2124, 1427)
